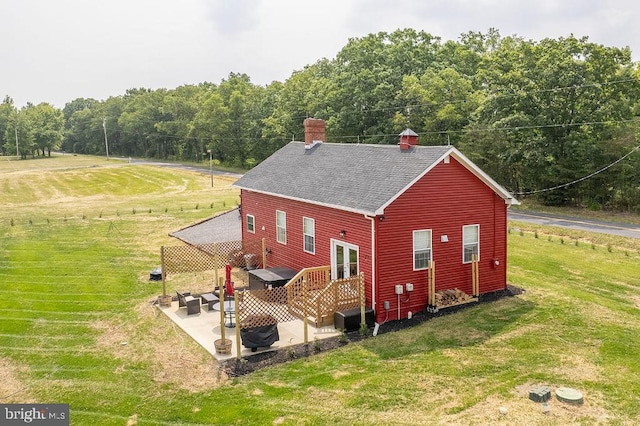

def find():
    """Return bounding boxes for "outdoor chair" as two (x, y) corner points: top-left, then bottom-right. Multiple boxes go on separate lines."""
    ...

(176, 291), (201, 315)
(176, 291), (191, 307)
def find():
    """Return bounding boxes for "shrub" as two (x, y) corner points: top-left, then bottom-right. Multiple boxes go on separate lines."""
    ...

(339, 329), (348, 344)
(359, 322), (369, 337)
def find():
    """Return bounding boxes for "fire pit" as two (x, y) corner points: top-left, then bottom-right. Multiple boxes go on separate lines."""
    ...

(149, 267), (162, 281)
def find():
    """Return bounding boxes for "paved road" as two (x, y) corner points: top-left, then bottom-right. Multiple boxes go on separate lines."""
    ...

(508, 210), (640, 239)
(129, 158), (244, 179)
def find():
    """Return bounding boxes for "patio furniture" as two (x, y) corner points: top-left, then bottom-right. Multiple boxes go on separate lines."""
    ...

(212, 301), (237, 327)
(186, 297), (201, 315)
(211, 300), (234, 311)
(200, 293), (218, 311)
(213, 286), (232, 301)
(176, 291), (191, 307)
(225, 310), (236, 328)
(240, 314), (279, 352)
(177, 291), (201, 315)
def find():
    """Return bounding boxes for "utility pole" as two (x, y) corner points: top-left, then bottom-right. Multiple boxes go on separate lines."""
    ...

(15, 125), (19, 157)
(102, 118), (109, 160)
(207, 149), (213, 187)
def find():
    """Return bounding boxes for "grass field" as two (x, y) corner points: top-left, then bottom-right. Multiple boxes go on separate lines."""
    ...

(1, 154), (639, 425)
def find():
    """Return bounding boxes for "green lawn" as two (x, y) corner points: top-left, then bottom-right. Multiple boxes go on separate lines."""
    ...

(1, 154), (639, 425)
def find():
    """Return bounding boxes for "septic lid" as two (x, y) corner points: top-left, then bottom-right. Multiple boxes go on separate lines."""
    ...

(556, 387), (584, 405)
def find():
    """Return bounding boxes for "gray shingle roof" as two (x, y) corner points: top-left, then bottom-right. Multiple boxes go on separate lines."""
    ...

(233, 142), (458, 215)
(169, 208), (241, 244)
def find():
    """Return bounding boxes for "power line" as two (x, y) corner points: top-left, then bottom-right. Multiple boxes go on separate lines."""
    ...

(328, 118), (640, 140)
(515, 143), (640, 195)
(109, 117), (640, 146)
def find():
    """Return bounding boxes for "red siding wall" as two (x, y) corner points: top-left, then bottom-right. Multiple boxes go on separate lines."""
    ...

(240, 190), (374, 301)
(376, 156), (507, 322)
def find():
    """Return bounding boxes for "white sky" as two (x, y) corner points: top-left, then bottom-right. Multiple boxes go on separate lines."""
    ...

(1, 0), (638, 108)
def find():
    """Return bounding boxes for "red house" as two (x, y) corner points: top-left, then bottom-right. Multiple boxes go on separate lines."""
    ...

(233, 119), (518, 324)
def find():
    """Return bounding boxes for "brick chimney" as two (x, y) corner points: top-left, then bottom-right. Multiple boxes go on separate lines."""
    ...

(399, 128), (418, 150)
(303, 118), (325, 149)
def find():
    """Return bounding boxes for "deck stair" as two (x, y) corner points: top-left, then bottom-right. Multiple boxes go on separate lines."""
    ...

(285, 266), (364, 327)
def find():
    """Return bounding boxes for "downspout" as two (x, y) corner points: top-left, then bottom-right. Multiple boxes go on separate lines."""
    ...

(364, 214), (376, 314)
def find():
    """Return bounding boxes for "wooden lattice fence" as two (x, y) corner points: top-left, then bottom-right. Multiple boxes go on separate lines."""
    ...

(231, 271), (365, 350)
(158, 239), (265, 304)
(236, 287), (299, 327)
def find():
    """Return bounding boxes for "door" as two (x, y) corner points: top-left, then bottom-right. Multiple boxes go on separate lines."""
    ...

(331, 240), (359, 279)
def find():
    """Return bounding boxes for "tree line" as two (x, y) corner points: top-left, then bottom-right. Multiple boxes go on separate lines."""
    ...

(2, 29), (640, 211)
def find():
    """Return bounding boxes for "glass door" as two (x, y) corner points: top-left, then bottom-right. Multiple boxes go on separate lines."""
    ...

(332, 240), (359, 279)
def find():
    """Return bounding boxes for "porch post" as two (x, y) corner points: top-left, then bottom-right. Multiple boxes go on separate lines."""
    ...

(472, 254), (479, 297)
(158, 246), (172, 307)
(359, 272), (365, 328)
(161, 246), (166, 298)
(303, 278), (308, 344)
(235, 291), (241, 359)
(215, 243), (225, 342)
(427, 260), (437, 313)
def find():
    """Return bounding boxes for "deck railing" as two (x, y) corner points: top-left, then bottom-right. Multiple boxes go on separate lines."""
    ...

(285, 267), (364, 326)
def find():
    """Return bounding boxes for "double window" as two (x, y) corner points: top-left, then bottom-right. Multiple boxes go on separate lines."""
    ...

(276, 210), (287, 244)
(303, 217), (315, 254)
(413, 230), (432, 270)
(246, 214), (255, 234)
(463, 224), (479, 263)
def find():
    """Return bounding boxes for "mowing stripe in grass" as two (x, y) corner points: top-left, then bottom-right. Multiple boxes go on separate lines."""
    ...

(0, 290), (125, 298)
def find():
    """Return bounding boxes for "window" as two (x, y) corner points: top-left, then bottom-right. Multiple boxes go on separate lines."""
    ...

(413, 230), (432, 270)
(246, 214), (255, 233)
(463, 224), (479, 263)
(276, 210), (287, 244)
(303, 217), (315, 254)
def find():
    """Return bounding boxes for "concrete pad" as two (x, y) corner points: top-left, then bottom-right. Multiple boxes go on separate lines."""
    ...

(157, 300), (341, 361)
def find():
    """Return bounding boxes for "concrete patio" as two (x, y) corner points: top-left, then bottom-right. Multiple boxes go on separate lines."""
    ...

(157, 299), (342, 361)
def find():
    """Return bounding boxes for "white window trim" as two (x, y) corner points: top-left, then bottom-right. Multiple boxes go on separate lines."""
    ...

(246, 214), (255, 234)
(276, 210), (287, 244)
(462, 224), (480, 264)
(303, 217), (315, 254)
(413, 229), (432, 271)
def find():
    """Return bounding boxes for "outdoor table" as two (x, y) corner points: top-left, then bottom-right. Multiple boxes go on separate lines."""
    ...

(200, 293), (218, 311)
(211, 300), (234, 311)
(212, 301), (236, 327)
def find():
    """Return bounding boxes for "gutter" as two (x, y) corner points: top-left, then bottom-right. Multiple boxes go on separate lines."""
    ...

(364, 214), (376, 314)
